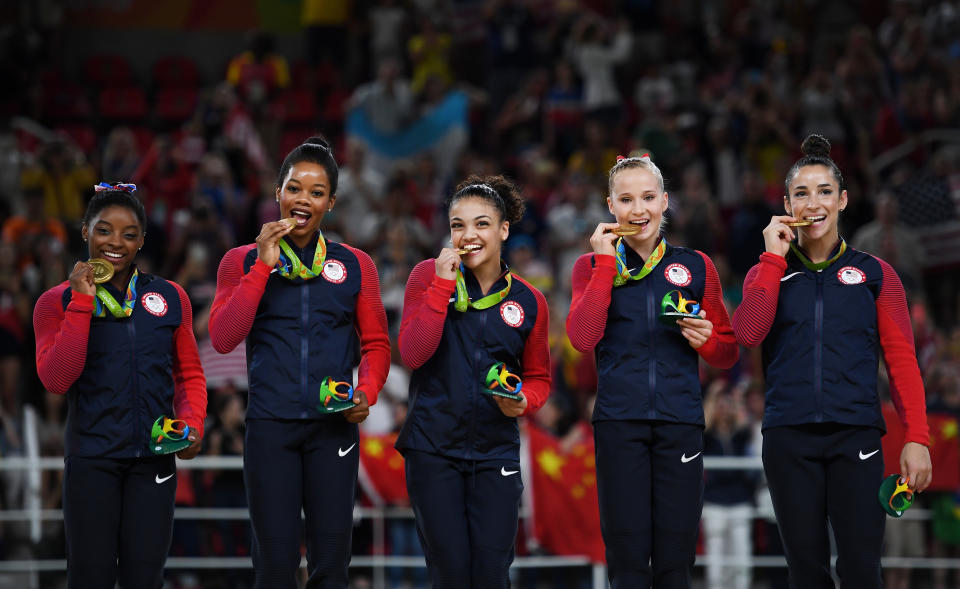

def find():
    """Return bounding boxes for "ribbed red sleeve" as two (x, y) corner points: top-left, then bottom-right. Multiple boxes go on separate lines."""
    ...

(732, 252), (787, 348)
(399, 259), (455, 369)
(209, 245), (270, 353)
(514, 276), (551, 415)
(33, 284), (93, 395)
(694, 252), (739, 368)
(872, 256), (929, 445)
(169, 281), (207, 437)
(565, 254), (617, 352)
(343, 244), (391, 405)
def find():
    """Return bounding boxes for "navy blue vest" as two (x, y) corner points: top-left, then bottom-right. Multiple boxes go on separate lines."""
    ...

(397, 270), (540, 461)
(761, 246), (885, 432)
(593, 242), (708, 425)
(62, 273), (183, 458)
(242, 238), (363, 420)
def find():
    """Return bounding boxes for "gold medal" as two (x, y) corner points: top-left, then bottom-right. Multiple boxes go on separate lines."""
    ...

(280, 217), (298, 229)
(785, 220), (813, 227)
(610, 225), (641, 236)
(88, 258), (115, 284)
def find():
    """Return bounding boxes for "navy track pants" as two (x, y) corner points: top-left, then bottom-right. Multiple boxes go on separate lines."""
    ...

(594, 420), (704, 589)
(404, 449), (524, 589)
(763, 424), (885, 589)
(63, 454), (177, 589)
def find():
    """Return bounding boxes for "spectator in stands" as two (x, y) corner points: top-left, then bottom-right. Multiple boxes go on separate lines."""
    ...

(348, 57), (414, 135)
(702, 380), (756, 589)
(852, 190), (927, 300)
(407, 16), (453, 96)
(101, 127), (142, 185)
(568, 15), (632, 125)
(20, 140), (95, 224)
(226, 31), (291, 109)
(1, 185), (67, 271)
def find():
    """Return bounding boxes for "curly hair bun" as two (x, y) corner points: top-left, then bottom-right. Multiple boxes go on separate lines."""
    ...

(801, 134), (831, 158)
(452, 174), (526, 225)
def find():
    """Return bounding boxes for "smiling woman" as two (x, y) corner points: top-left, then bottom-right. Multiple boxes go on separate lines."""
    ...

(565, 154), (739, 588)
(396, 174), (552, 588)
(32, 182), (207, 588)
(208, 135), (390, 589)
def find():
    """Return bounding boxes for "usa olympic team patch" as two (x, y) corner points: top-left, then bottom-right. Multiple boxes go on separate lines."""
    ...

(837, 266), (866, 285)
(664, 263), (692, 287)
(322, 260), (347, 284)
(500, 301), (525, 327)
(141, 292), (168, 317)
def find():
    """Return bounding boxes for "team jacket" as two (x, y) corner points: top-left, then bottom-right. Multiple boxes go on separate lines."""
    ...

(566, 240), (738, 424)
(396, 260), (551, 461)
(33, 272), (206, 458)
(732, 248), (929, 445)
(208, 235), (390, 419)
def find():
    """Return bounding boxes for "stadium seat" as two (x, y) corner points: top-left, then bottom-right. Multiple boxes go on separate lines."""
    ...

(98, 86), (149, 122)
(56, 125), (98, 155)
(152, 56), (200, 89)
(84, 54), (134, 87)
(155, 87), (198, 123)
(272, 89), (318, 125)
(42, 82), (92, 122)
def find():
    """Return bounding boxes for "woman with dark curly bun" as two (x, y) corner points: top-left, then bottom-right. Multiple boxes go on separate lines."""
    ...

(733, 134), (932, 588)
(397, 175), (552, 588)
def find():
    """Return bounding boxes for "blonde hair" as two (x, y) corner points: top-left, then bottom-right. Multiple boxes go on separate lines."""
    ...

(607, 154), (665, 196)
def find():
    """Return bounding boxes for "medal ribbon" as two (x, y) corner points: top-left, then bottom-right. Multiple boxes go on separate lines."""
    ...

(613, 238), (667, 287)
(94, 268), (139, 318)
(790, 238), (847, 271)
(276, 231), (327, 281)
(454, 264), (512, 312)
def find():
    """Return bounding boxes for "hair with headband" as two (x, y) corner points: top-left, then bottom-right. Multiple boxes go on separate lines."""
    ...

(607, 152), (664, 196)
(784, 134), (844, 197)
(445, 175), (525, 225)
(83, 181), (147, 232)
(276, 135), (339, 194)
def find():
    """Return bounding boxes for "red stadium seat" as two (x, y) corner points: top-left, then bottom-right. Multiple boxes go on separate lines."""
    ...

(278, 127), (317, 162)
(272, 89), (318, 124)
(56, 125), (98, 155)
(128, 126), (155, 154)
(42, 82), (92, 122)
(84, 54), (134, 87)
(98, 86), (149, 121)
(152, 56), (200, 89)
(154, 87), (198, 123)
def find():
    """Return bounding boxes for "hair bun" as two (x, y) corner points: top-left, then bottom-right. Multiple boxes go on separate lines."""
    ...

(303, 135), (332, 153)
(801, 134), (831, 158)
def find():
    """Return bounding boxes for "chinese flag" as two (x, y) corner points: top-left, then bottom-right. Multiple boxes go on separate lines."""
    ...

(357, 432), (409, 506)
(525, 422), (605, 563)
(882, 403), (960, 491)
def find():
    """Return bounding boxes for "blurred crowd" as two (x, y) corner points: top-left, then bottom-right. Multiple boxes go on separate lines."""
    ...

(2, 0), (960, 587)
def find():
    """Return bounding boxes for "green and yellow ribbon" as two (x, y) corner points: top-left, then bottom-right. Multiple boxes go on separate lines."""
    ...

(94, 268), (139, 318)
(454, 263), (511, 312)
(790, 238), (847, 271)
(277, 231), (327, 281)
(613, 238), (666, 287)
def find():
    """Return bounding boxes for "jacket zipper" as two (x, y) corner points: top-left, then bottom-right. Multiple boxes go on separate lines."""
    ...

(301, 282), (309, 413)
(646, 280), (657, 419)
(129, 319), (140, 457)
(814, 271), (824, 422)
(467, 311), (486, 460)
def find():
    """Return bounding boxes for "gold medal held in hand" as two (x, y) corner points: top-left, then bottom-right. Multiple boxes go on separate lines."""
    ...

(610, 225), (641, 236)
(87, 258), (115, 284)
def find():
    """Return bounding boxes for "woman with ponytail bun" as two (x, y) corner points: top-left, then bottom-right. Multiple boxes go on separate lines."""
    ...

(733, 133), (932, 587)
(209, 135), (391, 588)
(396, 175), (552, 588)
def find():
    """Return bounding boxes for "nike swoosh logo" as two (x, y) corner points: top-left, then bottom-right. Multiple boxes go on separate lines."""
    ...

(780, 272), (803, 282)
(859, 449), (879, 460)
(681, 452), (701, 463)
(155, 474), (174, 484)
(501, 467), (519, 476)
(338, 443), (357, 457)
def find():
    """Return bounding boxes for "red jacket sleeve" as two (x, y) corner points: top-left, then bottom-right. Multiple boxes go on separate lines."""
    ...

(872, 256), (929, 445)
(515, 277), (551, 415)
(169, 281), (207, 437)
(694, 252), (739, 368)
(732, 252), (788, 348)
(399, 259), (456, 369)
(208, 245), (270, 353)
(343, 245), (391, 405)
(33, 284), (93, 395)
(565, 253), (617, 352)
